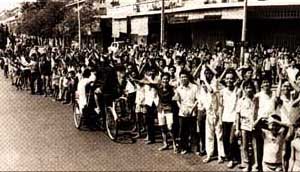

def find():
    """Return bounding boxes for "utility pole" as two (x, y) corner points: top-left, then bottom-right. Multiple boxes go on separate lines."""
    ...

(160, 0), (165, 48)
(77, 0), (81, 50)
(240, 0), (248, 66)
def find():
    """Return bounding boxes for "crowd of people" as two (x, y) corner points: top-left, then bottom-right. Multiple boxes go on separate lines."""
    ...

(1, 40), (300, 172)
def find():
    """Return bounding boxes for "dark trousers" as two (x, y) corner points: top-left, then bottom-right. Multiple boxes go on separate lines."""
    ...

(30, 72), (39, 94)
(3, 65), (8, 78)
(127, 93), (136, 122)
(271, 66), (277, 84)
(145, 104), (157, 142)
(196, 110), (206, 154)
(223, 122), (240, 161)
(254, 129), (264, 171)
(179, 116), (197, 151)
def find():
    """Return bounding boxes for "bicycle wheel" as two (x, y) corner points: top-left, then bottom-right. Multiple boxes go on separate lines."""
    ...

(106, 107), (118, 141)
(73, 102), (83, 129)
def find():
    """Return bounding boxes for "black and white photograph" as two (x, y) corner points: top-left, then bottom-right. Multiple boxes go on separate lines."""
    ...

(0, 0), (300, 171)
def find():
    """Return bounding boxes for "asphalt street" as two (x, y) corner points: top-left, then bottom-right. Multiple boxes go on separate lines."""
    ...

(0, 74), (234, 171)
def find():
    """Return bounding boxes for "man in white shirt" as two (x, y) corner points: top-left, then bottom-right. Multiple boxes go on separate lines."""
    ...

(253, 79), (276, 171)
(200, 67), (225, 163)
(173, 70), (198, 154)
(77, 68), (96, 113)
(219, 69), (239, 168)
(276, 78), (300, 171)
(141, 68), (159, 144)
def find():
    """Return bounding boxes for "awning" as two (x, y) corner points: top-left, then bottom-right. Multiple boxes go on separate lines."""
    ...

(173, 7), (244, 22)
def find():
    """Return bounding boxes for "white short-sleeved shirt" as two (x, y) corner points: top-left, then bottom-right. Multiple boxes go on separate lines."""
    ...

(143, 76), (159, 107)
(174, 83), (198, 117)
(221, 88), (238, 123)
(262, 129), (286, 164)
(236, 96), (257, 131)
(255, 92), (276, 118)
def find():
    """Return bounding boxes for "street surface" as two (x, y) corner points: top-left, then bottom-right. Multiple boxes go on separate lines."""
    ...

(0, 74), (234, 171)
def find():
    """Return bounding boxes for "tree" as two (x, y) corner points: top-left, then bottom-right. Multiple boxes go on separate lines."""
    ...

(16, 0), (65, 39)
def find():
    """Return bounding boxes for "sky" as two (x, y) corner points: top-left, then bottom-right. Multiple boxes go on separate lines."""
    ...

(0, 0), (36, 12)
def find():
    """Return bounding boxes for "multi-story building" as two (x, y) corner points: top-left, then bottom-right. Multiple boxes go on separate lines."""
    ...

(103, 0), (300, 49)
(0, 7), (22, 34)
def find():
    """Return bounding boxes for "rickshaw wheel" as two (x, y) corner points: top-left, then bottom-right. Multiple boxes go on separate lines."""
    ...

(73, 102), (83, 129)
(106, 107), (119, 141)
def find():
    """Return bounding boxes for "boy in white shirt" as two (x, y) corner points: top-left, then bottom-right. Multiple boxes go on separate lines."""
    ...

(236, 81), (258, 171)
(254, 114), (290, 172)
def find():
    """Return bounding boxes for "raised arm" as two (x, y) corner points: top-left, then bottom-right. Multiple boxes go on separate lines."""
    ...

(203, 75), (214, 93)
(276, 76), (283, 98)
(206, 64), (218, 76)
(282, 66), (300, 93)
(217, 68), (228, 82)
(192, 60), (203, 78)
(292, 94), (300, 107)
(289, 77), (300, 93)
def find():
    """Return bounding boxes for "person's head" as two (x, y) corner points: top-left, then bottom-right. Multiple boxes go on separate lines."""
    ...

(69, 71), (76, 78)
(268, 114), (282, 134)
(282, 80), (292, 96)
(82, 68), (91, 78)
(159, 58), (166, 68)
(168, 65), (176, 76)
(243, 80), (255, 97)
(175, 56), (182, 65)
(261, 79), (271, 92)
(290, 58), (296, 67)
(161, 72), (170, 87)
(126, 63), (134, 74)
(192, 57), (200, 68)
(204, 67), (214, 83)
(115, 65), (126, 78)
(179, 70), (190, 87)
(224, 69), (236, 89)
(243, 67), (253, 80)
(147, 67), (156, 78)
(131, 71), (138, 79)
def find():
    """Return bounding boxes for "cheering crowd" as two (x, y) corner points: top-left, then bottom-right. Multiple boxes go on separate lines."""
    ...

(2, 40), (300, 172)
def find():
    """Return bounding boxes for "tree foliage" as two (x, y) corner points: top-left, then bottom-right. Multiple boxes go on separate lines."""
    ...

(17, 0), (65, 38)
(17, 0), (97, 42)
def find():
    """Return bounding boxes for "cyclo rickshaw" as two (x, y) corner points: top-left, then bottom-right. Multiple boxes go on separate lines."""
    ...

(73, 61), (134, 142)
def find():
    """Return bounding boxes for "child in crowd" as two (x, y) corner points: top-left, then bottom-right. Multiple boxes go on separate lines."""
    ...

(52, 68), (60, 101)
(235, 81), (258, 171)
(254, 114), (290, 172)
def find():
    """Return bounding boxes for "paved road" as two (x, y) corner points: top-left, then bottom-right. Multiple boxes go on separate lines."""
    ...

(0, 74), (233, 171)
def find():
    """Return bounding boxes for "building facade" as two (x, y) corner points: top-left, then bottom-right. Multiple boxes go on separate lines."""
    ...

(104, 0), (300, 49)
